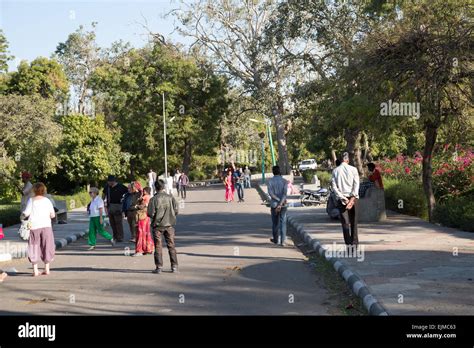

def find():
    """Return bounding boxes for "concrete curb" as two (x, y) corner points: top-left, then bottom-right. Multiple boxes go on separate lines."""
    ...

(286, 214), (389, 316)
(255, 182), (389, 316)
(0, 230), (86, 262)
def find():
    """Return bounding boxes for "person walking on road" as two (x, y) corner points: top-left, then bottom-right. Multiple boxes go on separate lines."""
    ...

(103, 175), (128, 243)
(133, 186), (154, 256)
(87, 187), (115, 250)
(126, 181), (143, 243)
(331, 152), (360, 246)
(20, 171), (33, 213)
(174, 169), (181, 196)
(224, 170), (234, 202)
(178, 172), (189, 199)
(267, 166), (288, 246)
(21, 182), (56, 277)
(148, 169), (157, 195)
(233, 167), (245, 202)
(244, 165), (251, 188)
(147, 180), (179, 274)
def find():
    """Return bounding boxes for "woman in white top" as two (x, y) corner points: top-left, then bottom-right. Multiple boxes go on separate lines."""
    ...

(87, 187), (115, 251)
(21, 182), (56, 277)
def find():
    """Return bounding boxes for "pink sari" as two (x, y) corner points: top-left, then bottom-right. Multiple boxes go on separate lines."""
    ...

(224, 176), (234, 202)
(135, 194), (154, 254)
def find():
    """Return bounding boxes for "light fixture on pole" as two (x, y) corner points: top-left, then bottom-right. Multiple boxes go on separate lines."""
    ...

(163, 92), (168, 180)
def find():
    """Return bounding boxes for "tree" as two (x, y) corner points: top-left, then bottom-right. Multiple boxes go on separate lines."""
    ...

(173, 0), (301, 174)
(6, 57), (69, 101)
(54, 23), (100, 114)
(0, 94), (62, 193)
(56, 113), (126, 185)
(361, 0), (473, 221)
(0, 29), (14, 73)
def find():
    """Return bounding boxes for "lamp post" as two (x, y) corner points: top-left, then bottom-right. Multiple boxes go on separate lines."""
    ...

(249, 117), (276, 168)
(258, 132), (266, 184)
(162, 92), (168, 180)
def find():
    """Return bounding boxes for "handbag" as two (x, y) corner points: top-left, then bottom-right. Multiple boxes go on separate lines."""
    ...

(18, 219), (31, 241)
(18, 199), (35, 240)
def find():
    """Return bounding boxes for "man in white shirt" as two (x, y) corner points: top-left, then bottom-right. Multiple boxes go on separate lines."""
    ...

(148, 169), (157, 195)
(331, 152), (360, 245)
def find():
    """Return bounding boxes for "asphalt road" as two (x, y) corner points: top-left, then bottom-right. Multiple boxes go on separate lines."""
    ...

(0, 186), (343, 315)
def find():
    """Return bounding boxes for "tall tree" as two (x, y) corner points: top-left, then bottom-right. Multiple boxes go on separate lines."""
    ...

(173, 0), (303, 174)
(0, 29), (14, 73)
(54, 23), (100, 114)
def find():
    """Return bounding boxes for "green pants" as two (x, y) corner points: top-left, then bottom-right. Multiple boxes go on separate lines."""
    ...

(88, 216), (112, 246)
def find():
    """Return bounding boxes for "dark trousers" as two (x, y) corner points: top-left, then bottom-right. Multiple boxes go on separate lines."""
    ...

(337, 199), (359, 245)
(127, 211), (137, 240)
(180, 185), (187, 199)
(152, 226), (178, 269)
(271, 207), (287, 244)
(236, 183), (244, 200)
(108, 212), (124, 242)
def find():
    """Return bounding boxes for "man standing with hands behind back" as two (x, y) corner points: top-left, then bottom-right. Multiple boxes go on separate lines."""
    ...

(331, 152), (360, 246)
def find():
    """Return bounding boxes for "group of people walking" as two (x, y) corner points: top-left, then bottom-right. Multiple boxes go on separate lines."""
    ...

(223, 164), (251, 203)
(17, 169), (183, 277)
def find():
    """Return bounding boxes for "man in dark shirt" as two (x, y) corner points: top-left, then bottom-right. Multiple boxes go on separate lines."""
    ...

(102, 175), (128, 242)
(147, 179), (179, 274)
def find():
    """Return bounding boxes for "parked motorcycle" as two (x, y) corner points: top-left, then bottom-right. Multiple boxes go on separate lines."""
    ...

(300, 187), (329, 206)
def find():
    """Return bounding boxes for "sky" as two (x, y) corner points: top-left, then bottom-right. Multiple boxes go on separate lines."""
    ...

(0, 0), (191, 71)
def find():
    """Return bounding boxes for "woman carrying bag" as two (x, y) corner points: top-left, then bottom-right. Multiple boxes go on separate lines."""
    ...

(21, 182), (56, 277)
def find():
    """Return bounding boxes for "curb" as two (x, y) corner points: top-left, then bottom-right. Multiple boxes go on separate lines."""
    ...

(286, 215), (389, 316)
(0, 230), (86, 262)
(255, 182), (389, 316)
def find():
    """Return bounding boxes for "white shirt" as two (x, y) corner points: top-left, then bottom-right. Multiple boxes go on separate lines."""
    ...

(89, 196), (105, 217)
(331, 162), (360, 200)
(20, 181), (33, 210)
(23, 197), (55, 229)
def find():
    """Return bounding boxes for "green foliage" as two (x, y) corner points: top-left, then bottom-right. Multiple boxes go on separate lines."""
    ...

(302, 169), (332, 186)
(384, 178), (428, 220)
(433, 194), (474, 232)
(0, 94), (62, 193)
(0, 202), (20, 227)
(57, 113), (126, 185)
(5, 57), (69, 101)
(53, 189), (91, 211)
(0, 29), (14, 73)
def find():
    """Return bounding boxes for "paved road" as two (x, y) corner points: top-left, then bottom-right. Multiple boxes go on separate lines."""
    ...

(0, 186), (344, 315)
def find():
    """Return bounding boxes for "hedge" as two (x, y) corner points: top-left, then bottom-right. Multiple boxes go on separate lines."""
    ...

(302, 169), (332, 186)
(384, 178), (428, 220)
(0, 203), (21, 228)
(433, 194), (474, 232)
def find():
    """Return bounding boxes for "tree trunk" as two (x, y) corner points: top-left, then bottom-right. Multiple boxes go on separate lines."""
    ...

(331, 149), (337, 164)
(273, 108), (291, 175)
(422, 125), (438, 222)
(182, 139), (192, 174)
(344, 129), (364, 176)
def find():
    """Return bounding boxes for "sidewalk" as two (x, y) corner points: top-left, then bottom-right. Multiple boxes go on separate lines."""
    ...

(0, 207), (89, 262)
(285, 205), (474, 315)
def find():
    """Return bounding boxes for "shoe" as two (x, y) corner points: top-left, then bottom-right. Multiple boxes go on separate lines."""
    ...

(152, 268), (162, 274)
(88, 246), (95, 251)
(132, 252), (143, 257)
(110, 239), (116, 246)
(129, 239), (136, 243)
(171, 267), (178, 273)
(270, 238), (277, 244)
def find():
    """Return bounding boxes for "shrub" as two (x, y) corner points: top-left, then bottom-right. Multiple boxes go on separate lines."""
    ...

(384, 178), (428, 220)
(302, 169), (317, 183)
(188, 169), (207, 181)
(0, 203), (20, 227)
(433, 194), (474, 232)
(53, 189), (91, 211)
(302, 169), (332, 186)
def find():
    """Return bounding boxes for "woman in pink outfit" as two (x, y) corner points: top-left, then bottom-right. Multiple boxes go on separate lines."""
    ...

(224, 170), (234, 202)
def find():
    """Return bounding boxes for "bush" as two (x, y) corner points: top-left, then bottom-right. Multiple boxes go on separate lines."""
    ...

(433, 194), (474, 232)
(0, 203), (20, 227)
(188, 169), (207, 181)
(53, 189), (91, 211)
(302, 169), (331, 186)
(384, 178), (428, 220)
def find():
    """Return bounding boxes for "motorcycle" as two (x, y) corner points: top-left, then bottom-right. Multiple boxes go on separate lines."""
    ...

(300, 187), (329, 206)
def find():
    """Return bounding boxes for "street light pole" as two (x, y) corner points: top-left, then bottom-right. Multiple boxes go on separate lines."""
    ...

(266, 118), (276, 167)
(259, 132), (266, 184)
(163, 92), (168, 180)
